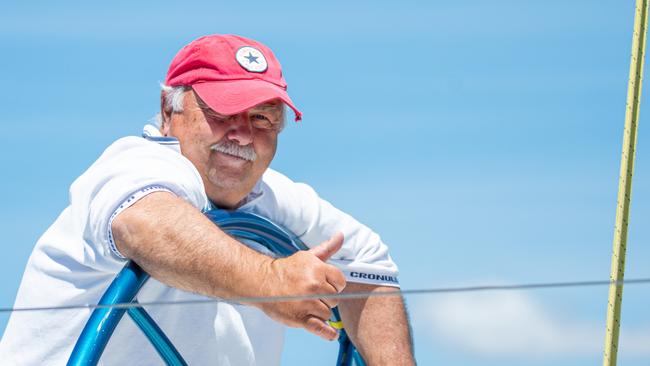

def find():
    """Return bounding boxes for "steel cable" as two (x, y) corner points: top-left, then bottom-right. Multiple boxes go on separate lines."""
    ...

(2, 277), (649, 314)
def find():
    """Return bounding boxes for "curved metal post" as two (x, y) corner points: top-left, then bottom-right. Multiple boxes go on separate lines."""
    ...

(127, 306), (187, 365)
(67, 261), (149, 365)
(207, 211), (366, 365)
(69, 209), (366, 365)
(332, 307), (366, 366)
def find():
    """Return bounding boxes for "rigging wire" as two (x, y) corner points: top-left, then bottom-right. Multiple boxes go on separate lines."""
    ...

(2, 277), (650, 314)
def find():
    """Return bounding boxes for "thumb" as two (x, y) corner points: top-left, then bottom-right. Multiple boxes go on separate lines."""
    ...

(309, 232), (344, 262)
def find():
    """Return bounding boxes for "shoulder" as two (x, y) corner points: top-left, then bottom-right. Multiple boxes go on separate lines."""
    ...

(89, 136), (194, 174)
(71, 136), (205, 206)
(241, 169), (320, 234)
(102, 136), (180, 158)
(259, 168), (319, 199)
(260, 168), (296, 188)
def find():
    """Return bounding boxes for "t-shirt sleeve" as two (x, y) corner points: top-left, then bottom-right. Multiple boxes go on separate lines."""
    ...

(251, 170), (400, 287)
(69, 136), (208, 267)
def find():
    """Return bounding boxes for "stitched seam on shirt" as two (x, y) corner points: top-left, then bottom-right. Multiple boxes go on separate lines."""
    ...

(107, 185), (174, 259)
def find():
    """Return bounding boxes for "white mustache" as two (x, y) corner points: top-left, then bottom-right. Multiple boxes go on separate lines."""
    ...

(210, 140), (257, 162)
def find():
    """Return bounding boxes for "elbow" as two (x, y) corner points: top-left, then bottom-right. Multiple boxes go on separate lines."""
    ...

(110, 190), (178, 260)
(111, 210), (139, 259)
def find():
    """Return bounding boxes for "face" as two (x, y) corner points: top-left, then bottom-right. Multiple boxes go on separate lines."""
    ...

(161, 89), (283, 209)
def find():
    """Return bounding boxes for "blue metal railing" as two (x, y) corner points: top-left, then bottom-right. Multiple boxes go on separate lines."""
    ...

(68, 209), (365, 365)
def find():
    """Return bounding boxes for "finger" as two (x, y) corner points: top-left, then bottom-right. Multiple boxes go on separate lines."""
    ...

(309, 232), (344, 262)
(304, 316), (338, 341)
(326, 268), (347, 293)
(320, 296), (339, 309)
(310, 300), (334, 321)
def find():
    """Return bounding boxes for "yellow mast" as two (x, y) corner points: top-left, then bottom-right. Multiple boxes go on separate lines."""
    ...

(603, 1), (648, 365)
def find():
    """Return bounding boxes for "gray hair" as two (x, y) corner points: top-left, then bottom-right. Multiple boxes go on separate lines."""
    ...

(161, 84), (189, 113)
(153, 84), (189, 128)
(154, 83), (287, 129)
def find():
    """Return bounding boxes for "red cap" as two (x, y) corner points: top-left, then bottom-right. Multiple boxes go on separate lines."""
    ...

(165, 34), (302, 121)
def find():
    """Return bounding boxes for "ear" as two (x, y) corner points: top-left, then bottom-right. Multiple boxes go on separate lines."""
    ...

(160, 91), (172, 136)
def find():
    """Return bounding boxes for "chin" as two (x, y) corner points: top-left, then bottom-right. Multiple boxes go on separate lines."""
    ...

(208, 173), (252, 194)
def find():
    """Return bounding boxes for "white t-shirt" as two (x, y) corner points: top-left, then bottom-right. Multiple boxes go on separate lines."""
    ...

(0, 134), (399, 365)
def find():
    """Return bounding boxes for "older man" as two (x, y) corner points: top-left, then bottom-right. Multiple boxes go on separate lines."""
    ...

(0, 35), (413, 365)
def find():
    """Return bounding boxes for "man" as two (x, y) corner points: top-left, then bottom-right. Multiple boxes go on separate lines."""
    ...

(0, 35), (414, 365)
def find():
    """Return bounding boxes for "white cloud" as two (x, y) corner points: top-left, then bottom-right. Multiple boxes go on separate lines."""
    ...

(414, 287), (650, 360)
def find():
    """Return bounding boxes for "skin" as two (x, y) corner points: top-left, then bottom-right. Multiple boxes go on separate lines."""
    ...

(114, 191), (346, 340)
(160, 91), (280, 209)
(112, 88), (415, 363)
(339, 283), (414, 365)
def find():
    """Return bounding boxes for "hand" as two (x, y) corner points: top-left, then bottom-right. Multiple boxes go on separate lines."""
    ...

(256, 232), (347, 340)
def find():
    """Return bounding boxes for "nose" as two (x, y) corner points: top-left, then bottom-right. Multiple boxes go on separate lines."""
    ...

(226, 113), (253, 146)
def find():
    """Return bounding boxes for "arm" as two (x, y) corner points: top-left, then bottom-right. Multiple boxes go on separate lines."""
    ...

(256, 172), (410, 357)
(338, 283), (415, 365)
(112, 191), (346, 340)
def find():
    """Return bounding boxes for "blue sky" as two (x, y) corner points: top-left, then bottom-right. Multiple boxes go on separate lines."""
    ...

(1, 1), (649, 365)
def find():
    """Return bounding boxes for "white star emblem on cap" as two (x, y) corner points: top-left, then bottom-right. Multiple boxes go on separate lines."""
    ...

(235, 46), (268, 73)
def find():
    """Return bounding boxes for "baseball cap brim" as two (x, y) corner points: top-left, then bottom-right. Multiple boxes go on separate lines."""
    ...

(192, 80), (302, 121)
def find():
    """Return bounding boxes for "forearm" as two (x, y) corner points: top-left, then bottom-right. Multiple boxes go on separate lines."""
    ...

(338, 283), (415, 365)
(112, 191), (273, 300)
(112, 191), (348, 340)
